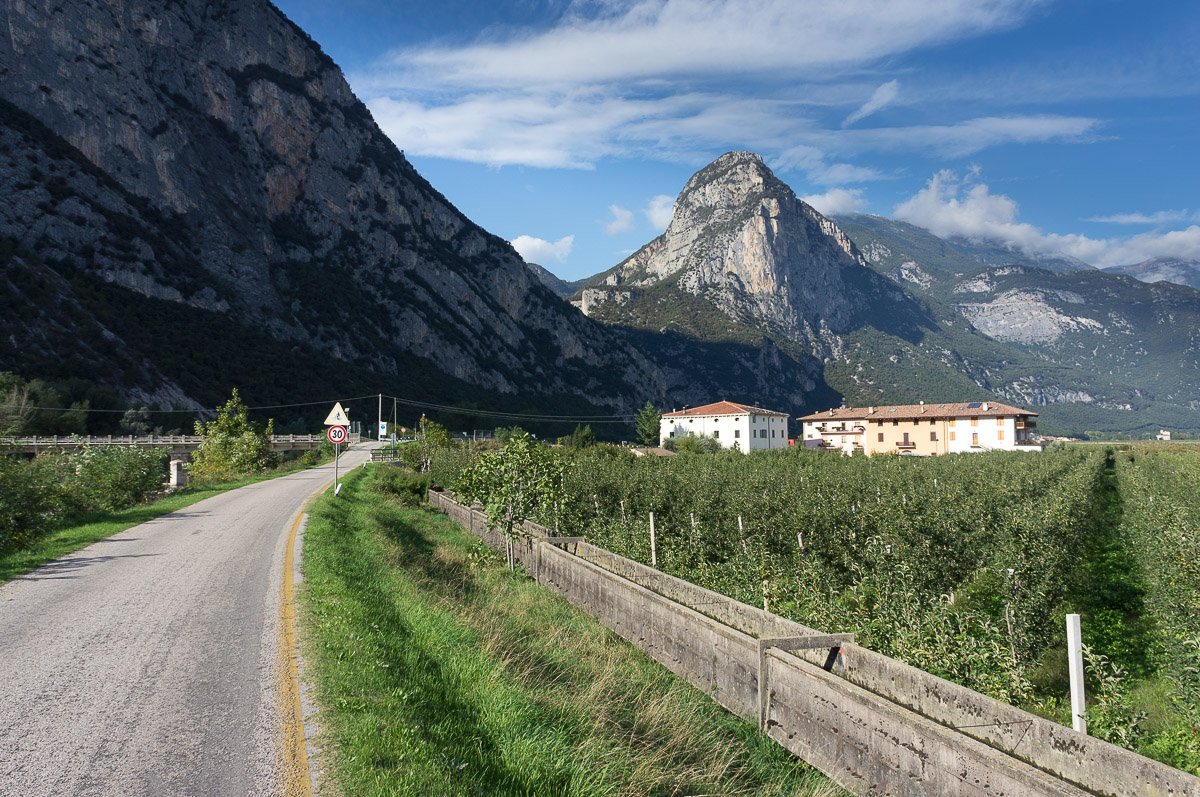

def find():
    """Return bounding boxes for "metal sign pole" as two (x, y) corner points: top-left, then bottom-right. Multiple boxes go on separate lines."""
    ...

(334, 441), (340, 496)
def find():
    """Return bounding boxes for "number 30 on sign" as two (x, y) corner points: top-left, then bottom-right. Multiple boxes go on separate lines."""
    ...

(327, 425), (348, 444)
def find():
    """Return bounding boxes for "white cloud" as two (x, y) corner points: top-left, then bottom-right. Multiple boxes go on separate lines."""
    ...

(801, 188), (867, 216)
(894, 170), (1200, 268)
(381, 1), (1043, 90)
(1087, 210), (1197, 225)
(604, 204), (634, 235)
(510, 234), (575, 264)
(843, 80), (900, 127)
(645, 195), (676, 230)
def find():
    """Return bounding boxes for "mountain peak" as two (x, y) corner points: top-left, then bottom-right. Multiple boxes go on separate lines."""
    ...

(579, 152), (927, 359)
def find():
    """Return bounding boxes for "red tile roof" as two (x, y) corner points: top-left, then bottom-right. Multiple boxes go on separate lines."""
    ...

(798, 402), (1037, 422)
(662, 401), (789, 418)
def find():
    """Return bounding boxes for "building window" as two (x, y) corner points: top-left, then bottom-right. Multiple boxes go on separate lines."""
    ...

(877, 432), (884, 442)
(713, 430), (719, 438)
(996, 417), (1004, 426)
(734, 429), (741, 438)
(971, 417), (979, 427)
(930, 431), (937, 441)
(997, 430), (1004, 441)
(902, 432), (910, 444)
(892, 420), (898, 426)
(949, 418), (956, 427)
(949, 431), (956, 441)
(972, 432), (979, 446)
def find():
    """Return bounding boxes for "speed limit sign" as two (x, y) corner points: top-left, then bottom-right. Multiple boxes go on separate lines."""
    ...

(326, 425), (348, 444)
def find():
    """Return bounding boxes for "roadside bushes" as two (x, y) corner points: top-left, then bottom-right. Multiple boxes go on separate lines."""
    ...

(370, 465), (429, 506)
(0, 454), (65, 551)
(0, 445), (165, 552)
(65, 444), (164, 512)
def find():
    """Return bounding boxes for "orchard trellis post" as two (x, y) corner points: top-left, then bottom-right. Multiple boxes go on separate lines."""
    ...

(1067, 613), (1087, 734)
(649, 511), (657, 567)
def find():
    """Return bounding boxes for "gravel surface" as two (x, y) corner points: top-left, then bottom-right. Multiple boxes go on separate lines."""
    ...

(0, 449), (371, 796)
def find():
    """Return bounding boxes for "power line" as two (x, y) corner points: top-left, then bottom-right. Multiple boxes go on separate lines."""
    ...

(381, 394), (634, 423)
(11, 392), (637, 423)
(11, 394), (383, 414)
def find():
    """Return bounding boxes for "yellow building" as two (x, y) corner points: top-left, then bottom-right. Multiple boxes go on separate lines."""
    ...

(799, 401), (1039, 456)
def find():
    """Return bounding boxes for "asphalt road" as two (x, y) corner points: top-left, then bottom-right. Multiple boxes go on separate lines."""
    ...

(0, 448), (371, 796)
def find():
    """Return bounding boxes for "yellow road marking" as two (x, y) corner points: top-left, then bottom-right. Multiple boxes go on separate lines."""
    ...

(279, 479), (332, 797)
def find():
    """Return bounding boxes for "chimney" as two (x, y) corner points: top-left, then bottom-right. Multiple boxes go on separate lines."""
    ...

(868, 406), (875, 415)
(982, 402), (990, 412)
(920, 401), (926, 414)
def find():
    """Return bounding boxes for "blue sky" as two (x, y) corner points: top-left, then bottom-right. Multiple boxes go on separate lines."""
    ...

(274, 0), (1200, 280)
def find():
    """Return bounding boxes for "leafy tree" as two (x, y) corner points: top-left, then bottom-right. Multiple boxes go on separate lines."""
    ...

(557, 424), (596, 449)
(0, 374), (31, 435)
(635, 401), (662, 446)
(188, 389), (278, 483)
(457, 431), (565, 570)
(119, 406), (156, 435)
(415, 414), (452, 472)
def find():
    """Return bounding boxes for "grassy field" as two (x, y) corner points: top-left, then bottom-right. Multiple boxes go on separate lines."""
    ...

(0, 453), (328, 584)
(298, 466), (841, 797)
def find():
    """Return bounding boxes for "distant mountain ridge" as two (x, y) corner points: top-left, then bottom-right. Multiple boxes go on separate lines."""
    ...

(525, 263), (586, 298)
(1104, 257), (1200, 291)
(834, 213), (1200, 433)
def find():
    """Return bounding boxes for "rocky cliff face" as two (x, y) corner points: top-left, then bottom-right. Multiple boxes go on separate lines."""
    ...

(580, 152), (931, 358)
(0, 0), (682, 409)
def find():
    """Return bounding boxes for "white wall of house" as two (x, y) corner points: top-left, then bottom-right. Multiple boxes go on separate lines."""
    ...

(946, 416), (1018, 452)
(661, 413), (788, 451)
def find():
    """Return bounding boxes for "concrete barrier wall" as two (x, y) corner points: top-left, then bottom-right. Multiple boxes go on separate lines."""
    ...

(428, 491), (1200, 797)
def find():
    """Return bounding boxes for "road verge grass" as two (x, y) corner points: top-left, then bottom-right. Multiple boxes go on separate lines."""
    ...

(299, 466), (841, 797)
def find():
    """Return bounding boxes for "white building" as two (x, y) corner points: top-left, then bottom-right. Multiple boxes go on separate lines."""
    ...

(660, 401), (789, 451)
(1157, 429), (1172, 441)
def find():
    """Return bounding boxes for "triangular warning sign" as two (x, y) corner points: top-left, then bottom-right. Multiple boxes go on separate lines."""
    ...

(324, 402), (350, 426)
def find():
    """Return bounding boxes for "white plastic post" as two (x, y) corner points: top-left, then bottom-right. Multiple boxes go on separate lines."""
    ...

(1066, 613), (1087, 734)
(649, 512), (657, 567)
(333, 442), (340, 496)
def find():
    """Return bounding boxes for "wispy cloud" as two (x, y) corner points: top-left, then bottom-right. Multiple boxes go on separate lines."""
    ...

(510, 234), (575, 264)
(839, 115), (1102, 157)
(1087, 210), (1198, 225)
(604, 204), (634, 234)
(843, 80), (900, 127)
(645, 195), (675, 231)
(895, 169), (1200, 268)
(354, 0), (1067, 175)
(801, 187), (867, 216)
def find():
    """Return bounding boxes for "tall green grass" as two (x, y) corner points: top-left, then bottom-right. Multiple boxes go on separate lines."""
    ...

(299, 467), (841, 797)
